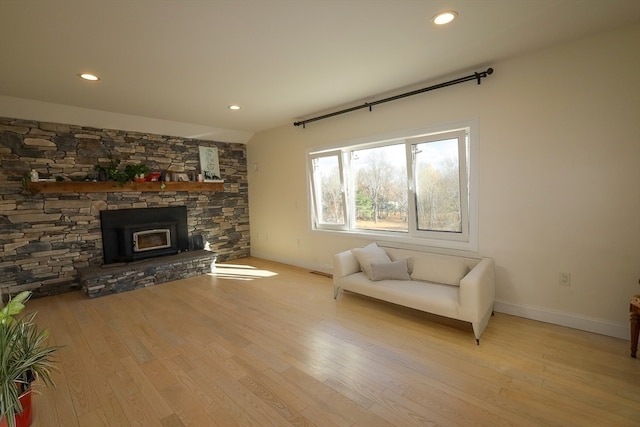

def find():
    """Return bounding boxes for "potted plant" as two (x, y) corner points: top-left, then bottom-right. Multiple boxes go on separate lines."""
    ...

(94, 155), (123, 182)
(94, 155), (150, 184)
(124, 164), (150, 182)
(0, 291), (58, 427)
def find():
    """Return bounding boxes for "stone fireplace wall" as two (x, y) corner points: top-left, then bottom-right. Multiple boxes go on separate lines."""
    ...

(0, 116), (250, 297)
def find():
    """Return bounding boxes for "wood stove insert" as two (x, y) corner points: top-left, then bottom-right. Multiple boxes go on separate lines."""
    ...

(100, 206), (189, 264)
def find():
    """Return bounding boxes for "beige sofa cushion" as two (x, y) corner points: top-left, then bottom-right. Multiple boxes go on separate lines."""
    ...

(410, 254), (468, 286)
(351, 242), (391, 280)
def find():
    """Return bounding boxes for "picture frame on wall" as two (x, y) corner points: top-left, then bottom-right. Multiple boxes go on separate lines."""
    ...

(198, 146), (221, 181)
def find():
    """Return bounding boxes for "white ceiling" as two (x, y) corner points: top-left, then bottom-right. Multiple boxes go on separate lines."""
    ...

(1, 0), (639, 141)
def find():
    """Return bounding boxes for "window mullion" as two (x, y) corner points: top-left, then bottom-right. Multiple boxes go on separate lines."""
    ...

(407, 142), (418, 237)
(338, 151), (348, 230)
(345, 150), (355, 230)
(457, 133), (469, 237)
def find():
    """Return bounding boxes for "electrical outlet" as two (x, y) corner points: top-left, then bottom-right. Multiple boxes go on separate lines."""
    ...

(559, 272), (571, 287)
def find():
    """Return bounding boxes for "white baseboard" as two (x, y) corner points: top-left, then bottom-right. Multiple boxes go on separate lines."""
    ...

(248, 250), (333, 276)
(247, 252), (630, 340)
(494, 300), (629, 340)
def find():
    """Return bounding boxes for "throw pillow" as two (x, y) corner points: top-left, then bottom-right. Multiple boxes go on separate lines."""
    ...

(389, 254), (414, 274)
(351, 242), (392, 280)
(369, 259), (411, 281)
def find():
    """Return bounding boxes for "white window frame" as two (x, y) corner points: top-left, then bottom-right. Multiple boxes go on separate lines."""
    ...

(307, 120), (478, 252)
(308, 150), (347, 231)
(406, 129), (469, 242)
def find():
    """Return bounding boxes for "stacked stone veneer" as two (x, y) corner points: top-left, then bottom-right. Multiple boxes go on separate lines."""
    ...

(80, 251), (217, 298)
(0, 116), (250, 298)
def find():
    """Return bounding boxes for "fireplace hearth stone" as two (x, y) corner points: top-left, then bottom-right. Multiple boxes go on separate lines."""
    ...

(78, 250), (217, 298)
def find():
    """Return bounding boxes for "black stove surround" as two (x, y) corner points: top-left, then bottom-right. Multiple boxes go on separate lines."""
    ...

(100, 206), (189, 264)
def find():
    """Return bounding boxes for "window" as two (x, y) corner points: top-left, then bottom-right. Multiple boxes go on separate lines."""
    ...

(351, 143), (407, 233)
(308, 122), (477, 251)
(309, 151), (346, 228)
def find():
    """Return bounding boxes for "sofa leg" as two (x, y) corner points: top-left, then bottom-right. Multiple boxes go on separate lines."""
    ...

(333, 286), (340, 299)
(476, 338), (480, 345)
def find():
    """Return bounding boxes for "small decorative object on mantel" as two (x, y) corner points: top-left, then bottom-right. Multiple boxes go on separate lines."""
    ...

(198, 146), (221, 182)
(144, 172), (161, 182)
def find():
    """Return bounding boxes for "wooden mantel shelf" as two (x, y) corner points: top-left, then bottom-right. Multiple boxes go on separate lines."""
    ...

(25, 180), (224, 194)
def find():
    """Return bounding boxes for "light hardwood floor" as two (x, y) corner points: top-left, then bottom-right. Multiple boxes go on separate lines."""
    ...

(26, 257), (640, 426)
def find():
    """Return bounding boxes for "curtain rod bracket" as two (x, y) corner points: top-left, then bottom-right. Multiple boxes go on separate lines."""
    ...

(294, 67), (494, 128)
(476, 67), (494, 84)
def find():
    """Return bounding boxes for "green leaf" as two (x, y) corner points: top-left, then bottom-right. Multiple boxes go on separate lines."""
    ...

(0, 291), (31, 324)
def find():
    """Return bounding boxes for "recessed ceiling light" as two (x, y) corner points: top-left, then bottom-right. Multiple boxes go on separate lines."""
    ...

(78, 73), (100, 81)
(432, 11), (458, 25)
(228, 105), (241, 110)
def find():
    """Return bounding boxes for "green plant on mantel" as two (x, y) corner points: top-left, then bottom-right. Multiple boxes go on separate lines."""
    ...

(124, 164), (150, 181)
(0, 291), (59, 427)
(94, 155), (150, 185)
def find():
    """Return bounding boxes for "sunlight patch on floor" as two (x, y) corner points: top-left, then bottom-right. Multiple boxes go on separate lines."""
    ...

(207, 263), (278, 280)
(307, 326), (363, 371)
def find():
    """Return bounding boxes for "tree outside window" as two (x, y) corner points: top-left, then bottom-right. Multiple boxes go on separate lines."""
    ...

(351, 144), (407, 232)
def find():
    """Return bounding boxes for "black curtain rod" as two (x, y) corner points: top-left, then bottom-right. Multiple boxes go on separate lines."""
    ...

(294, 67), (494, 128)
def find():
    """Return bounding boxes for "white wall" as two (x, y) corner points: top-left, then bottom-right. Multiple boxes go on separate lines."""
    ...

(0, 96), (254, 144)
(247, 24), (640, 338)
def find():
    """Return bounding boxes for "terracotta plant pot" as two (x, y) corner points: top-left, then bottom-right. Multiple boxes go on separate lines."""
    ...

(0, 387), (33, 427)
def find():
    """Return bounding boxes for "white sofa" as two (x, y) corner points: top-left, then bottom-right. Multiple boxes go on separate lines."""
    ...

(333, 243), (495, 343)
